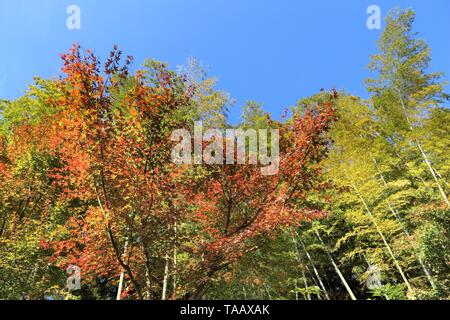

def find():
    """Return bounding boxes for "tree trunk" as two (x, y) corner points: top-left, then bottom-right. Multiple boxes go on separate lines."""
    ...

(314, 230), (357, 300)
(352, 184), (415, 298)
(172, 222), (178, 300)
(290, 229), (312, 300)
(297, 235), (330, 300)
(116, 237), (129, 300)
(397, 93), (449, 206)
(373, 158), (437, 290)
(161, 254), (170, 300)
(301, 270), (311, 300)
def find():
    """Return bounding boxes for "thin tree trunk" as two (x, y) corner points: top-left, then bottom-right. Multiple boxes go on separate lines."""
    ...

(172, 222), (178, 300)
(116, 272), (126, 300)
(415, 139), (449, 206)
(314, 230), (357, 300)
(297, 235), (330, 300)
(397, 93), (449, 206)
(301, 270), (311, 300)
(352, 183), (415, 297)
(388, 203), (436, 290)
(373, 158), (437, 290)
(305, 265), (322, 300)
(145, 269), (152, 300)
(161, 254), (170, 300)
(93, 183), (143, 300)
(116, 237), (129, 300)
(290, 229), (311, 300)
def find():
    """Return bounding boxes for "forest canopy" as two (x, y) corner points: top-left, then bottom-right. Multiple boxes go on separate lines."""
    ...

(0, 8), (448, 300)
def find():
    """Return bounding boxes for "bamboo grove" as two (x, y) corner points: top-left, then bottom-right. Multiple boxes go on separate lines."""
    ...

(0, 9), (449, 300)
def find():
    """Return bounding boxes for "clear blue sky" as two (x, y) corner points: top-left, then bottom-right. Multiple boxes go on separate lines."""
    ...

(1, 0), (449, 122)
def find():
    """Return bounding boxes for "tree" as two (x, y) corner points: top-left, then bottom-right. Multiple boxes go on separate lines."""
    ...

(0, 44), (337, 300)
(366, 8), (449, 206)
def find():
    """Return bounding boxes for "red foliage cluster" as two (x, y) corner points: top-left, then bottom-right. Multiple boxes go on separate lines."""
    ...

(2, 44), (336, 299)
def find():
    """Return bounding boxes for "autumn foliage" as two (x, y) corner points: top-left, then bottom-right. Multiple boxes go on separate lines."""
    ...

(0, 44), (336, 299)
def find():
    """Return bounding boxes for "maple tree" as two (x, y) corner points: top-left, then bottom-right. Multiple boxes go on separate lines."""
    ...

(0, 44), (336, 299)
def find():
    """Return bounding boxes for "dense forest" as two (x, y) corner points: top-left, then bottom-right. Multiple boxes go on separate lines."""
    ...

(0, 8), (448, 300)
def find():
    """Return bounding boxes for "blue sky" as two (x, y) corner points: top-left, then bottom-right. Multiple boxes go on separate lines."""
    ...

(0, 0), (449, 122)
